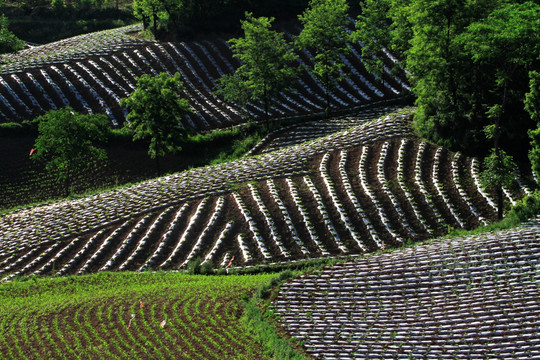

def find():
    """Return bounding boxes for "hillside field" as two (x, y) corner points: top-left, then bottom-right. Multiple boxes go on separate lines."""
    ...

(0, 1), (538, 357)
(0, 272), (275, 359)
(1, 111), (534, 283)
(274, 220), (540, 358)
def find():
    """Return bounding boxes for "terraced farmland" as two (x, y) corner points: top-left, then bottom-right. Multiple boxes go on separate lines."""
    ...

(0, 25), (149, 75)
(0, 6), (537, 360)
(0, 112), (532, 280)
(273, 220), (540, 359)
(0, 21), (407, 129)
(0, 271), (274, 359)
(248, 103), (398, 155)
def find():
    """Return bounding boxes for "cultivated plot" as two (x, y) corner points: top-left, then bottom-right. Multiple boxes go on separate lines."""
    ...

(273, 221), (540, 359)
(0, 112), (532, 279)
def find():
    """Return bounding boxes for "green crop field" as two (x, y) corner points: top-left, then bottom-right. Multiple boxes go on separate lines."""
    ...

(0, 272), (274, 359)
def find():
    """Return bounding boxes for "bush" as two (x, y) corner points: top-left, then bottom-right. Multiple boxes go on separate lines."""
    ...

(51, 0), (66, 13)
(0, 15), (24, 54)
(209, 132), (262, 165)
(507, 190), (540, 223)
(0, 122), (24, 135)
(186, 257), (203, 275)
(108, 126), (133, 143)
(199, 261), (214, 275)
(0, 122), (36, 136)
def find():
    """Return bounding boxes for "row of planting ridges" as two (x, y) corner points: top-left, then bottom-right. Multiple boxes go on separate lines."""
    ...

(0, 119), (531, 277)
(0, 112), (412, 246)
(0, 21), (408, 128)
(273, 221), (540, 358)
(0, 24), (148, 74)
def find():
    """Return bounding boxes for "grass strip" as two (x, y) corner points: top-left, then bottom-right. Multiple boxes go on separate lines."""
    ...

(444, 190), (540, 239)
(242, 270), (310, 360)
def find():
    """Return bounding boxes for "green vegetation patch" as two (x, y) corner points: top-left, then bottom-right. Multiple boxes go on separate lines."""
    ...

(10, 17), (136, 44)
(243, 270), (310, 360)
(445, 190), (540, 239)
(0, 271), (274, 359)
(0, 120), (269, 211)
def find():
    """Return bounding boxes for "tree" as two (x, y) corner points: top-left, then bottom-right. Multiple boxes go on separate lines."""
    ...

(461, 1), (540, 150)
(355, 0), (392, 96)
(0, 15), (24, 54)
(525, 70), (540, 123)
(374, 0), (538, 155)
(460, 2), (540, 218)
(529, 126), (540, 183)
(297, 0), (351, 112)
(219, 12), (298, 126)
(132, 0), (153, 34)
(32, 108), (109, 196)
(480, 148), (517, 220)
(361, 0), (504, 152)
(121, 72), (193, 175)
(216, 72), (252, 120)
(406, 0), (486, 151)
(133, 0), (172, 38)
(527, 70), (540, 181)
(131, 0), (312, 40)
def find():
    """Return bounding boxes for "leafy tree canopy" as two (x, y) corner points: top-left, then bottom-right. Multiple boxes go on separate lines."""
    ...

(456, 1), (540, 179)
(529, 126), (540, 181)
(32, 108), (109, 195)
(133, 0), (187, 37)
(525, 70), (540, 123)
(363, 0), (538, 157)
(460, 2), (540, 122)
(133, 0), (311, 40)
(220, 12), (298, 124)
(527, 71), (540, 181)
(0, 15), (24, 54)
(355, 0), (391, 77)
(121, 72), (192, 173)
(480, 148), (517, 219)
(297, 0), (351, 110)
(481, 149), (517, 189)
(216, 72), (252, 119)
(461, 2), (540, 67)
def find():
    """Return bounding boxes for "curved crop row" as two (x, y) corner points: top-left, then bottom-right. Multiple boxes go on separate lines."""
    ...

(0, 113), (528, 277)
(0, 23), (407, 129)
(0, 272), (273, 359)
(0, 25), (148, 74)
(0, 112), (410, 250)
(250, 103), (398, 155)
(273, 221), (540, 359)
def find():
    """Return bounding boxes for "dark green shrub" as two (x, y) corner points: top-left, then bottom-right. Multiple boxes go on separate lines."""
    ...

(0, 122), (25, 136)
(0, 15), (24, 54)
(199, 261), (214, 275)
(186, 257), (202, 275)
(108, 126), (133, 143)
(51, 0), (66, 14)
(507, 190), (540, 223)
